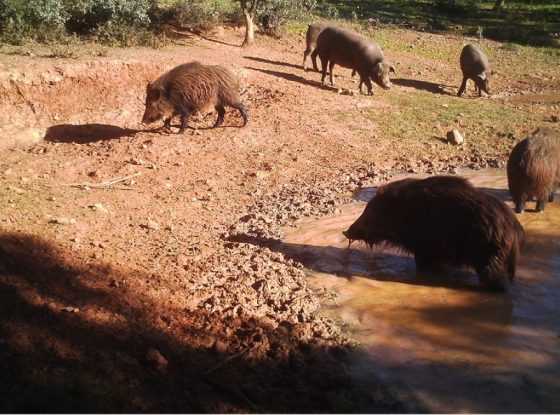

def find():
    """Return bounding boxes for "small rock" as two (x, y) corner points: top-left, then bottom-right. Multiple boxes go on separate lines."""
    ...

(49, 217), (76, 225)
(61, 306), (79, 313)
(447, 129), (465, 145)
(47, 196), (56, 201)
(551, 114), (559, 123)
(89, 203), (108, 214)
(146, 348), (168, 371)
(142, 220), (160, 231)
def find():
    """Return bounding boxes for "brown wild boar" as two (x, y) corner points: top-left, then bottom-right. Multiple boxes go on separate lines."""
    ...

(315, 26), (395, 95)
(343, 176), (524, 291)
(303, 23), (327, 72)
(507, 127), (560, 213)
(142, 62), (248, 133)
(457, 44), (491, 97)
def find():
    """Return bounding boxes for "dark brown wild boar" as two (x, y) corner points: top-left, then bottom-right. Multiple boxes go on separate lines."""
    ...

(343, 176), (524, 291)
(507, 127), (560, 213)
(315, 26), (395, 95)
(457, 44), (491, 97)
(142, 62), (248, 134)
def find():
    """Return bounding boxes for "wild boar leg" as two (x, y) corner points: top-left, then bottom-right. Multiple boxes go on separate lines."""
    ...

(457, 77), (468, 97)
(329, 61), (335, 86)
(364, 77), (373, 95)
(320, 57), (329, 85)
(311, 49), (320, 72)
(214, 105), (226, 128)
(232, 103), (249, 127)
(178, 110), (192, 134)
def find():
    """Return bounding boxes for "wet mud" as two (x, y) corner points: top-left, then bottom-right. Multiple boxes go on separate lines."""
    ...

(283, 169), (560, 413)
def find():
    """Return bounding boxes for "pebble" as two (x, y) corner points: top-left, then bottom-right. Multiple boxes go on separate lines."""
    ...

(49, 217), (76, 225)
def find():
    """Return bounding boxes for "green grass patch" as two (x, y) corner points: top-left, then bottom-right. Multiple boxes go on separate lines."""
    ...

(374, 89), (533, 144)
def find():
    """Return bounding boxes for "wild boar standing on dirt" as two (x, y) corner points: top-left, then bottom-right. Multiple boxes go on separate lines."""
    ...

(343, 176), (524, 291)
(457, 44), (491, 97)
(314, 26), (395, 95)
(142, 61), (248, 134)
(303, 23), (328, 72)
(507, 127), (560, 213)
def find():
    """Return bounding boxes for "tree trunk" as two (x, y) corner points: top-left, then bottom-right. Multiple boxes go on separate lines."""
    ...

(242, 10), (255, 47)
(494, 0), (505, 10)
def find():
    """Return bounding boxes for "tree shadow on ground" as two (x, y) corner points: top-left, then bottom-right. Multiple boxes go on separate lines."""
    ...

(392, 78), (456, 95)
(45, 124), (143, 144)
(244, 56), (303, 71)
(167, 27), (240, 48)
(246, 66), (324, 89)
(320, 0), (560, 47)
(0, 231), (408, 413)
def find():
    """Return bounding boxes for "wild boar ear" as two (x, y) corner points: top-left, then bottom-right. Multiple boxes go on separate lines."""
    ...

(389, 64), (396, 74)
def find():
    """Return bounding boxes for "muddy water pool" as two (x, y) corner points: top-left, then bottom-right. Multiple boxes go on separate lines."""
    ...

(283, 169), (560, 413)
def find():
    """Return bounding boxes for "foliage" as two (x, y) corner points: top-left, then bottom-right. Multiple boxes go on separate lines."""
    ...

(0, 0), (68, 43)
(159, 0), (238, 30)
(257, 0), (317, 37)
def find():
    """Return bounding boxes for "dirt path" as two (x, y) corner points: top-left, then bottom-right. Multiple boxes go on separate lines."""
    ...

(0, 26), (559, 412)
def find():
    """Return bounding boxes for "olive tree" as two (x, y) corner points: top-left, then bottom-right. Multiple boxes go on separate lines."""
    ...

(239, 0), (260, 47)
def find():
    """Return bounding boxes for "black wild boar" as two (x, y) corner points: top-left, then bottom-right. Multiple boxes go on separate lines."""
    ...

(315, 27), (395, 95)
(343, 176), (524, 291)
(457, 44), (491, 97)
(303, 23), (327, 72)
(142, 62), (248, 133)
(507, 127), (560, 213)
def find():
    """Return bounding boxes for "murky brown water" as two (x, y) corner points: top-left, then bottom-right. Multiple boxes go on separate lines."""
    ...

(283, 170), (560, 413)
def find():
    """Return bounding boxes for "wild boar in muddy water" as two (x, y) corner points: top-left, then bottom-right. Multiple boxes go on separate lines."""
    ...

(507, 127), (560, 213)
(457, 44), (491, 97)
(142, 62), (248, 133)
(315, 26), (395, 95)
(343, 176), (524, 291)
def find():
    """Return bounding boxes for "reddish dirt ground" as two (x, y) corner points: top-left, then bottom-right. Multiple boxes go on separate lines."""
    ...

(0, 25), (559, 412)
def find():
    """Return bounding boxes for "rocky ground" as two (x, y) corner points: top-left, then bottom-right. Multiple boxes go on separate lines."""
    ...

(0, 24), (559, 412)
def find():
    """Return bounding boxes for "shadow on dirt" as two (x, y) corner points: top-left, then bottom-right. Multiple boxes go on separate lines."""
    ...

(0, 231), (408, 413)
(392, 78), (455, 95)
(244, 56), (303, 70)
(45, 124), (142, 144)
(167, 27), (241, 48)
(226, 234), (484, 292)
(246, 66), (324, 89)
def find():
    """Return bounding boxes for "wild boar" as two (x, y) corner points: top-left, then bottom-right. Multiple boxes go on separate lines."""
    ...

(315, 26), (395, 95)
(507, 127), (560, 213)
(457, 44), (491, 97)
(142, 62), (248, 133)
(303, 23), (328, 72)
(343, 176), (524, 291)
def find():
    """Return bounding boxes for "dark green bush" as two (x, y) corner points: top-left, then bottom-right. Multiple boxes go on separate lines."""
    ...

(0, 0), (68, 43)
(65, 0), (152, 35)
(155, 0), (237, 31)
